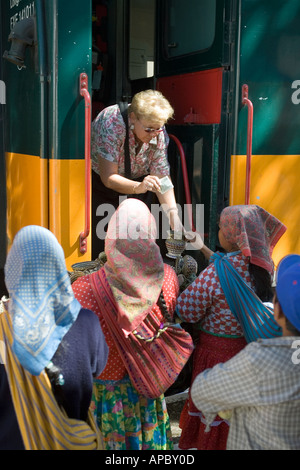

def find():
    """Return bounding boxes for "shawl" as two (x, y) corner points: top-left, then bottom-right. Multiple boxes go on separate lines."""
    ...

(0, 302), (103, 450)
(103, 199), (165, 336)
(213, 252), (282, 342)
(89, 266), (193, 398)
(219, 205), (287, 273)
(4, 225), (81, 376)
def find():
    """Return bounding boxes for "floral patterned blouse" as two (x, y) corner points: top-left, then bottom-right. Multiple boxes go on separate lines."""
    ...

(91, 104), (170, 178)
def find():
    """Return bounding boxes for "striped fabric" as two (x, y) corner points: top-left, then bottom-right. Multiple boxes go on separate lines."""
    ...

(0, 302), (103, 451)
(213, 252), (282, 342)
(90, 268), (193, 399)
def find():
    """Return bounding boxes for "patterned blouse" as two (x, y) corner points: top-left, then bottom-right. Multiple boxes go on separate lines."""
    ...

(91, 104), (170, 178)
(176, 251), (256, 337)
(72, 263), (179, 381)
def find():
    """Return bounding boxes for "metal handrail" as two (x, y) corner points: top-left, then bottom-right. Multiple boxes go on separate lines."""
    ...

(242, 84), (253, 204)
(79, 73), (91, 253)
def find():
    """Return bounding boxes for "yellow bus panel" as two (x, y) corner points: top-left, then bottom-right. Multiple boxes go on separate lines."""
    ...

(6, 153), (91, 270)
(230, 154), (300, 268)
(49, 159), (91, 270)
(6, 152), (48, 249)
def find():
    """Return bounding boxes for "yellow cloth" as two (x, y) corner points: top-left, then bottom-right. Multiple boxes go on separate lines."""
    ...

(0, 301), (103, 450)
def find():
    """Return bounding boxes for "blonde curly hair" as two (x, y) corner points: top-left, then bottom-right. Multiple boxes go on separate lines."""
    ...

(128, 89), (174, 126)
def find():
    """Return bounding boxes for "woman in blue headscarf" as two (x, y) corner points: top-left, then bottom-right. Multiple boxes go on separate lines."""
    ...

(0, 225), (108, 450)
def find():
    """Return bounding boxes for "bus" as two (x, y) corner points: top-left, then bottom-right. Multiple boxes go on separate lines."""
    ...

(1, 0), (300, 292)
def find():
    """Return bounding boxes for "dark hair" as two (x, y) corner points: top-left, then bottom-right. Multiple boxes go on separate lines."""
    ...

(249, 263), (273, 302)
(273, 293), (300, 336)
(45, 362), (65, 409)
(157, 290), (172, 322)
(45, 340), (68, 409)
(285, 318), (300, 336)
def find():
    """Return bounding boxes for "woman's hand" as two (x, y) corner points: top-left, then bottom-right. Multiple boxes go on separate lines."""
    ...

(134, 175), (161, 194)
(184, 231), (204, 250)
(184, 230), (214, 260)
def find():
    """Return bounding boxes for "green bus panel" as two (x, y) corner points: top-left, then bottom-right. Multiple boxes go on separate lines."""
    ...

(236, 0), (300, 156)
(2, 0), (92, 160)
(2, 0), (41, 157)
(44, 0), (92, 161)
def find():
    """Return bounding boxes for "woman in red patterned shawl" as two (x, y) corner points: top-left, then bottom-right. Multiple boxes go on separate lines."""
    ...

(176, 204), (287, 450)
(72, 198), (180, 450)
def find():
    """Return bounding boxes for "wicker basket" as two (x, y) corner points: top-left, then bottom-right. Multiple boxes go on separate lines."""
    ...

(69, 252), (107, 284)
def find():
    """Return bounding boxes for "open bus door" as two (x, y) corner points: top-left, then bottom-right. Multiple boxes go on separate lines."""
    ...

(155, 0), (236, 262)
(101, 0), (236, 266)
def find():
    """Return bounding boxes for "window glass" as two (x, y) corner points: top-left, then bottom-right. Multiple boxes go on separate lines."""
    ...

(165, 0), (216, 58)
(129, 0), (155, 80)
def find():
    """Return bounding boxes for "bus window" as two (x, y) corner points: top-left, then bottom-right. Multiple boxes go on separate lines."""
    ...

(165, 0), (216, 58)
(129, 0), (155, 80)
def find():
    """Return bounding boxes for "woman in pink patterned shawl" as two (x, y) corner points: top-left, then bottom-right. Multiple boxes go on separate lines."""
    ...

(72, 198), (181, 450)
(176, 204), (286, 451)
(219, 204), (286, 274)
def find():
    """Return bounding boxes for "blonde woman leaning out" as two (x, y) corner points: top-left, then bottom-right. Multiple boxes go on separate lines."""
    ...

(91, 89), (182, 257)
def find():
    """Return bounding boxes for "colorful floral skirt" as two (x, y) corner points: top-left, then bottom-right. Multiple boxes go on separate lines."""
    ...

(178, 331), (247, 450)
(92, 375), (173, 450)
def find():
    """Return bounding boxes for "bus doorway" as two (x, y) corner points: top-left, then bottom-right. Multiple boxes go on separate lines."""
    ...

(156, 0), (237, 259)
(91, 0), (237, 264)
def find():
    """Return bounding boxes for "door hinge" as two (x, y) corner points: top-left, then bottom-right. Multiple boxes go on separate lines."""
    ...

(224, 20), (236, 45)
(223, 90), (233, 115)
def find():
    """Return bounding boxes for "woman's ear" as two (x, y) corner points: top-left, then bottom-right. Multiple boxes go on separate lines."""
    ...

(129, 111), (136, 122)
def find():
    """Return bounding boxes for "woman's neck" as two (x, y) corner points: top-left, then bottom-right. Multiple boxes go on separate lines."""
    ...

(134, 137), (143, 153)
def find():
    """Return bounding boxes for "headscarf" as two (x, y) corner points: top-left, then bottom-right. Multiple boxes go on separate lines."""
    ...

(104, 199), (165, 335)
(4, 225), (81, 375)
(219, 205), (287, 273)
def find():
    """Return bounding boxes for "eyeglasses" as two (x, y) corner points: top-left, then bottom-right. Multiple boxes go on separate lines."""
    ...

(138, 121), (164, 134)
